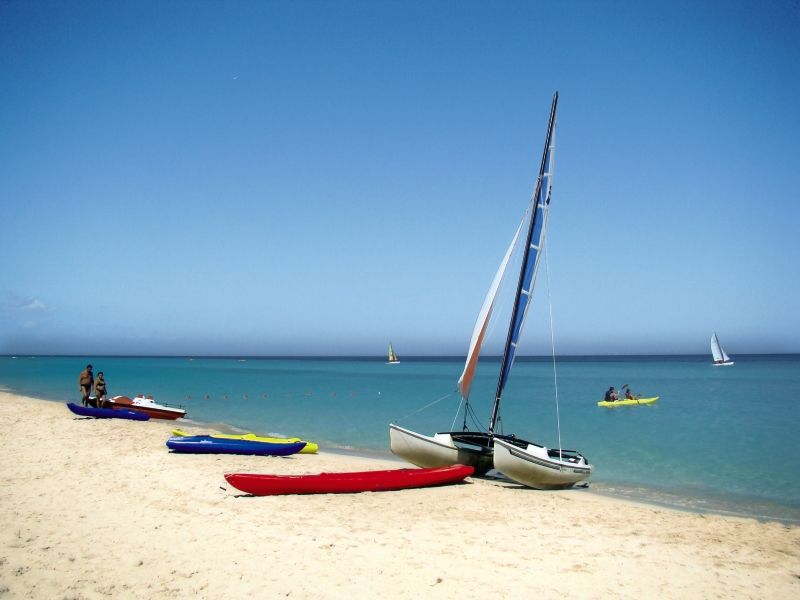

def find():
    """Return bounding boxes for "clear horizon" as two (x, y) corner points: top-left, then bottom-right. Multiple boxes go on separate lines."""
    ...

(2, 1), (798, 357)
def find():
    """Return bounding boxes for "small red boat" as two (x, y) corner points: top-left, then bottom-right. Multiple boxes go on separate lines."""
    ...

(224, 464), (474, 495)
(107, 395), (186, 420)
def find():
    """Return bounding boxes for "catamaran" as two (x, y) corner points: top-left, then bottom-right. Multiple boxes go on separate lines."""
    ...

(389, 92), (591, 490)
(386, 342), (400, 364)
(710, 332), (734, 366)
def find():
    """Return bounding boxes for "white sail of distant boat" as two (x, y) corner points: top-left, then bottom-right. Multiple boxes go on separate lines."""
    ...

(387, 342), (399, 364)
(389, 92), (591, 489)
(710, 332), (734, 366)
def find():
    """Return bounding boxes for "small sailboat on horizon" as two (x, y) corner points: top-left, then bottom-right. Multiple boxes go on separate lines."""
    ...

(389, 92), (591, 490)
(711, 332), (734, 366)
(386, 342), (400, 364)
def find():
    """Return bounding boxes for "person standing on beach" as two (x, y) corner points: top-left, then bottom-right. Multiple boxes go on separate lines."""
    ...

(78, 364), (94, 407)
(94, 372), (107, 408)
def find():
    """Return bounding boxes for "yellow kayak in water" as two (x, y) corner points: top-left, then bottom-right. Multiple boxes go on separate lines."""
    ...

(597, 396), (659, 408)
(171, 428), (319, 453)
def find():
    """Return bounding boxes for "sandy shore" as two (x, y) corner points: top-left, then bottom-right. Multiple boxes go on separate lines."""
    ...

(1, 391), (798, 599)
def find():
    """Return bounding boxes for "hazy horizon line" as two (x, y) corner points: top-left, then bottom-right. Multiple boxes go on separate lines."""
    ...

(3, 353), (798, 360)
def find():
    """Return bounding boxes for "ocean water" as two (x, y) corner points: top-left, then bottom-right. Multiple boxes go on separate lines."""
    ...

(2, 354), (798, 522)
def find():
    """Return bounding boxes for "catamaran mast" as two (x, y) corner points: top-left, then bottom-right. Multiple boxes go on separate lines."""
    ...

(488, 91), (558, 435)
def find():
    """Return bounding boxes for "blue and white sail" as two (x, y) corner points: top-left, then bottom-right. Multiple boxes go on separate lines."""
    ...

(489, 92), (558, 432)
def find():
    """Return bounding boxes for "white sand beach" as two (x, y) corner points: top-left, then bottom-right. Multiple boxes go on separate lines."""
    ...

(1, 391), (798, 599)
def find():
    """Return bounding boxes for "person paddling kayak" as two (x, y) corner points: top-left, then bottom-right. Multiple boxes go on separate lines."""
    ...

(625, 388), (639, 401)
(604, 386), (619, 402)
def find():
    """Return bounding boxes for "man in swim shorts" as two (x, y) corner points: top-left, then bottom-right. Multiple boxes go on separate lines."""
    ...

(78, 364), (94, 407)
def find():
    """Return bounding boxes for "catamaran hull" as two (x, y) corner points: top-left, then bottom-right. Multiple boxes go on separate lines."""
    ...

(492, 438), (591, 490)
(389, 424), (494, 475)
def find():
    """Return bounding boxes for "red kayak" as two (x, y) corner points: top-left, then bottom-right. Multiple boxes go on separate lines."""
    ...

(224, 464), (474, 495)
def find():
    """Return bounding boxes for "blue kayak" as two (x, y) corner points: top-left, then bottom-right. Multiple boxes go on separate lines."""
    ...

(67, 402), (150, 421)
(165, 435), (306, 456)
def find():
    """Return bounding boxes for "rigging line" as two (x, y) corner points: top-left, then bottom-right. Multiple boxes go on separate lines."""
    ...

(395, 390), (456, 423)
(466, 402), (487, 432)
(450, 396), (465, 431)
(543, 232), (563, 460)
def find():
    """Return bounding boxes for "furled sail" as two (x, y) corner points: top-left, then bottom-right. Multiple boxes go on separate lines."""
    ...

(457, 219), (524, 400)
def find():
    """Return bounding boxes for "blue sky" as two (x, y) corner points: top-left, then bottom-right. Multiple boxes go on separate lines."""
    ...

(1, 1), (798, 356)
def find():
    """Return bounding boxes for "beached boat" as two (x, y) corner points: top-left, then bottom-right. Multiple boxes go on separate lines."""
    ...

(166, 435), (305, 456)
(597, 396), (659, 407)
(106, 395), (186, 420)
(389, 93), (592, 489)
(386, 342), (400, 364)
(711, 332), (734, 366)
(66, 402), (150, 421)
(171, 428), (319, 454)
(224, 464), (473, 495)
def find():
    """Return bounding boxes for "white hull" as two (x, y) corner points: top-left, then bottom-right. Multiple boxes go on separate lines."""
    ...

(389, 424), (494, 474)
(712, 361), (734, 366)
(493, 438), (591, 490)
(107, 395), (186, 419)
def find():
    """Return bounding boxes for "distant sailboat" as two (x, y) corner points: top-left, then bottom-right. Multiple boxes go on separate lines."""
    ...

(389, 92), (591, 489)
(711, 332), (734, 366)
(386, 342), (400, 364)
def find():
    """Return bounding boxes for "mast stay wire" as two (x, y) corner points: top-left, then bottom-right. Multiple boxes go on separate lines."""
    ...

(543, 233), (563, 460)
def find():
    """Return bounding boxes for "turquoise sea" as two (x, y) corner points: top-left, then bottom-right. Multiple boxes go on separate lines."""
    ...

(2, 354), (798, 523)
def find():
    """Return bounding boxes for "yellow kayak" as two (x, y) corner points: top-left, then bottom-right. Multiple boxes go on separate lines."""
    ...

(171, 428), (319, 453)
(597, 396), (659, 408)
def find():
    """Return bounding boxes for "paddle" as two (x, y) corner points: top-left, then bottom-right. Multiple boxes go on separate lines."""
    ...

(620, 384), (640, 401)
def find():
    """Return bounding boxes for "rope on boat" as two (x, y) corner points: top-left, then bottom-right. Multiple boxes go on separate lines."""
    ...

(543, 235), (564, 460)
(450, 396), (464, 431)
(395, 390), (456, 423)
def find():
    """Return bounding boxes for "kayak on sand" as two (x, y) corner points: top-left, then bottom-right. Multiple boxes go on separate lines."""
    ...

(166, 435), (305, 456)
(67, 402), (150, 421)
(171, 428), (318, 454)
(224, 464), (475, 495)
